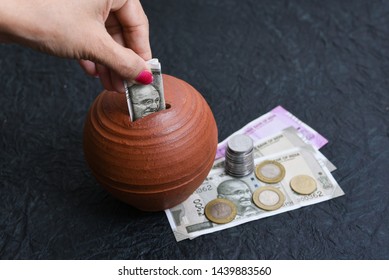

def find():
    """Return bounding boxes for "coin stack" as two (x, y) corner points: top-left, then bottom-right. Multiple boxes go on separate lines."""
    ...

(225, 134), (254, 177)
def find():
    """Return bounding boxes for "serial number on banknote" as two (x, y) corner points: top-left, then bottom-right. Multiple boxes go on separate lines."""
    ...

(211, 266), (271, 276)
(298, 190), (324, 202)
(193, 199), (205, 217)
(194, 184), (213, 194)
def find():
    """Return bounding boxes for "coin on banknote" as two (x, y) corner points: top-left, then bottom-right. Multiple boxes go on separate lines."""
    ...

(252, 186), (285, 211)
(255, 160), (285, 183)
(225, 134), (254, 177)
(289, 175), (317, 195)
(227, 134), (253, 153)
(204, 198), (237, 224)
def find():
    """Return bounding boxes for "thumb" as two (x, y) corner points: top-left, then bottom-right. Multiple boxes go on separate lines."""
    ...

(87, 32), (152, 84)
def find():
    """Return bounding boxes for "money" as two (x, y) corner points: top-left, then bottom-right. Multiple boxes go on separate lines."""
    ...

(289, 175), (317, 195)
(212, 127), (336, 173)
(227, 134), (253, 153)
(204, 198), (237, 224)
(225, 134), (254, 177)
(166, 145), (344, 241)
(215, 106), (328, 159)
(255, 160), (286, 184)
(252, 186), (285, 211)
(124, 58), (165, 121)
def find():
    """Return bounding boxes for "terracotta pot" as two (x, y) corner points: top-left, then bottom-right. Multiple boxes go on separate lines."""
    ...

(83, 75), (218, 211)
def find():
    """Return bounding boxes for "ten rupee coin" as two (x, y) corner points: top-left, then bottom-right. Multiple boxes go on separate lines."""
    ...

(255, 160), (286, 184)
(252, 186), (285, 211)
(205, 198), (237, 224)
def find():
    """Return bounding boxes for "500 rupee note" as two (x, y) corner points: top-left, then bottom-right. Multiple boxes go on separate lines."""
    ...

(124, 58), (165, 121)
(166, 145), (344, 242)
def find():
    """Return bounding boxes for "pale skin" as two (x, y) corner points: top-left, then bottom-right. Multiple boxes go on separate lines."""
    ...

(0, 0), (152, 93)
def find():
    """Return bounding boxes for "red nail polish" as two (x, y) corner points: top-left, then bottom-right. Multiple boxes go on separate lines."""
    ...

(135, 70), (153, 85)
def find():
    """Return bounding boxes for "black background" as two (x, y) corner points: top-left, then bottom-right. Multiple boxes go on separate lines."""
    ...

(1, 0), (388, 259)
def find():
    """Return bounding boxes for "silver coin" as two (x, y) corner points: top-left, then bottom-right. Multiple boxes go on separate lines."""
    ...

(259, 189), (280, 206)
(227, 134), (253, 154)
(260, 163), (281, 178)
(225, 134), (254, 177)
(225, 152), (254, 177)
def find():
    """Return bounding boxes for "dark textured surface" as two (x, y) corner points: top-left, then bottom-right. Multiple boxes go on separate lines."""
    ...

(1, 0), (388, 259)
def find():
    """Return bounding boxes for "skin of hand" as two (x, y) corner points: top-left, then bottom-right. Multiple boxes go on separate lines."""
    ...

(0, 0), (152, 93)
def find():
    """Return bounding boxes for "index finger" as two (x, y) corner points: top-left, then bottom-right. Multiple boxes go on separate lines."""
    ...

(113, 0), (152, 60)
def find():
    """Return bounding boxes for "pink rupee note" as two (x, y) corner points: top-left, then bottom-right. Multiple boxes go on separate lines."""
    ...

(215, 105), (328, 160)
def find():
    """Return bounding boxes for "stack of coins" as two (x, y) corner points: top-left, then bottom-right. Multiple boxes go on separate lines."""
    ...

(225, 134), (254, 177)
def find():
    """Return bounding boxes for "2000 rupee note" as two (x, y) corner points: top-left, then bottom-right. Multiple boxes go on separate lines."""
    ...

(216, 106), (328, 159)
(212, 127), (336, 173)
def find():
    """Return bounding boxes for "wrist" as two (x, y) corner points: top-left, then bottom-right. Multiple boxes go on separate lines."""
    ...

(0, 2), (14, 42)
(0, 1), (47, 45)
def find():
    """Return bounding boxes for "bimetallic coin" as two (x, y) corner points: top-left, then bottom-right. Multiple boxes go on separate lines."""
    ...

(252, 186), (285, 211)
(255, 160), (286, 183)
(289, 175), (317, 195)
(205, 198), (237, 224)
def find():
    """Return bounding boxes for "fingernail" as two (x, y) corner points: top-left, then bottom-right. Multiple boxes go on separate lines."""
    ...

(135, 70), (153, 85)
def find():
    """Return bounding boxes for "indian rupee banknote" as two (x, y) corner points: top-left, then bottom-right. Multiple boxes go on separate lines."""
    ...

(124, 58), (165, 121)
(215, 106), (328, 159)
(212, 127), (336, 173)
(166, 145), (344, 241)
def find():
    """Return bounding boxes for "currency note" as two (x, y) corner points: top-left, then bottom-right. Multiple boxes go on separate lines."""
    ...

(166, 145), (344, 242)
(215, 106), (328, 159)
(212, 127), (336, 173)
(124, 58), (165, 121)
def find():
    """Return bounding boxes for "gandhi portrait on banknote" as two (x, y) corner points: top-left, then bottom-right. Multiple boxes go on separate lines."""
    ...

(128, 84), (161, 120)
(217, 179), (258, 218)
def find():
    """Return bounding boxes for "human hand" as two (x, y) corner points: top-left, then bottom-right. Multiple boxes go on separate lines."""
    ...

(0, 0), (152, 93)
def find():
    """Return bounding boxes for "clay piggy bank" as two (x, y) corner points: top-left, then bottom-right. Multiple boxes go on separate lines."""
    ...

(83, 75), (218, 211)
